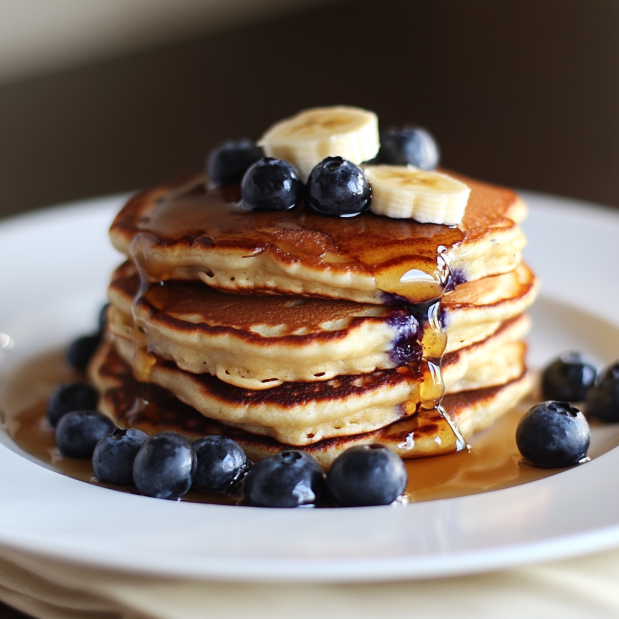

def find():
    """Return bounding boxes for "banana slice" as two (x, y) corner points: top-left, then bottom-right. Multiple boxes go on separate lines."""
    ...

(364, 165), (471, 224)
(258, 106), (379, 181)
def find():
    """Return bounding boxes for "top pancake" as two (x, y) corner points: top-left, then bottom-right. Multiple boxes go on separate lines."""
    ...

(110, 172), (527, 305)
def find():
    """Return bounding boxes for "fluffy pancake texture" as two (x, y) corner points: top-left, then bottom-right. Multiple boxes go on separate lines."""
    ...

(107, 261), (536, 389)
(92, 164), (536, 466)
(442, 262), (538, 352)
(107, 261), (420, 389)
(90, 339), (531, 468)
(104, 304), (528, 446)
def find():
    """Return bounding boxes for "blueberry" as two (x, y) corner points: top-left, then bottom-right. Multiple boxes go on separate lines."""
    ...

(306, 157), (372, 218)
(193, 435), (249, 492)
(48, 381), (99, 427)
(98, 303), (110, 333)
(244, 451), (326, 508)
(67, 332), (101, 371)
(56, 411), (115, 458)
(207, 139), (263, 187)
(516, 401), (590, 467)
(92, 428), (149, 484)
(377, 125), (440, 170)
(241, 157), (303, 211)
(388, 312), (421, 365)
(541, 352), (597, 402)
(586, 361), (619, 422)
(133, 432), (196, 499)
(326, 444), (407, 507)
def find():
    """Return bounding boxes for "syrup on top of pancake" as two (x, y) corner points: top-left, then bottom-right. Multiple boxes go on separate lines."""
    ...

(111, 173), (522, 305)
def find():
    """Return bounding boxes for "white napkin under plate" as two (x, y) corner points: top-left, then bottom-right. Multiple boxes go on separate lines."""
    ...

(2, 544), (619, 619)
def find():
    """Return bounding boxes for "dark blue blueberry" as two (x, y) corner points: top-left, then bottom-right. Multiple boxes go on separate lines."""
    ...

(241, 157), (303, 211)
(444, 269), (467, 293)
(586, 361), (619, 422)
(92, 428), (149, 484)
(306, 157), (372, 218)
(326, 444), (407, 507)
(377, 125), (440, 170)
(516, 401), (590, 467)
(388, 311), (421, 365)
(56, 411), (115, 458)
(48, 381), (99, 427)
(207, 139), (263, 187)
(133, 432), (196, 499)
(193, 435), (249, 492)
(244, 451), (326, 508)
(67, 332), (101, 371)
(541, 352), (597, 402)
(380, 291), (409, 306)
(98, 303), (110, 334)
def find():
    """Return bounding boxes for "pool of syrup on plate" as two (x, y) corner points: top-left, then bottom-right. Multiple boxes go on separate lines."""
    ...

(0, 348), (568, 506)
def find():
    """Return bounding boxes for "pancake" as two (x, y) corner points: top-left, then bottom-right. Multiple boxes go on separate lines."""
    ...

(109, 336), (420, 444)
(106, 260), (537, 389)
(89, 338), (531, 469)
(103, 303), (527, 447)
(107, 261), (421, 390)
(110, 173), (527, 305)
(442, 261), (538, 353)
(442, 313), (529, 392)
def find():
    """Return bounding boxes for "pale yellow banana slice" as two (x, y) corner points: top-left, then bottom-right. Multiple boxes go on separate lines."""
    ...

(258, 106), (379, 181)
(364, 165), (471, 224)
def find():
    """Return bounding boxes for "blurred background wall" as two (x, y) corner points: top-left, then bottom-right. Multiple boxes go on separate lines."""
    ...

(0, 0), (618, 219)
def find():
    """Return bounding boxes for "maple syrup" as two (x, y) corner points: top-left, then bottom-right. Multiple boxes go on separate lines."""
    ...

(0, 348), (564, 505)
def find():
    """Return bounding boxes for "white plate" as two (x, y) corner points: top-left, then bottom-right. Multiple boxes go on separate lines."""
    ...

(1, 191), (619, 583)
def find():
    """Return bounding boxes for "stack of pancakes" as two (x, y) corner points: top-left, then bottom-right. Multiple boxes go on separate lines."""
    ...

(90, 172), (537, 468)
